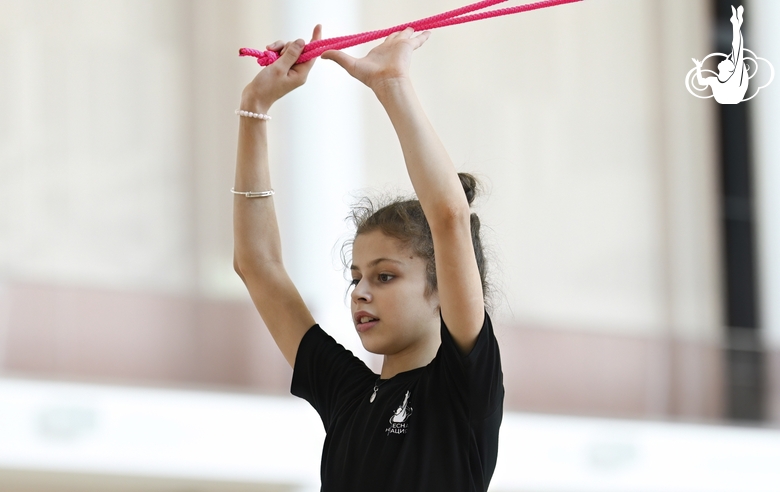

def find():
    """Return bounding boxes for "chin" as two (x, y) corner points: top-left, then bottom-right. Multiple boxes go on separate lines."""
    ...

(358, 334), (386, 355)
(358, 330), (400, 356)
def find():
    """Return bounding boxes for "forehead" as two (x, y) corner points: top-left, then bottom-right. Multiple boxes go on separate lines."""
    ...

(351, 231), (413, 267)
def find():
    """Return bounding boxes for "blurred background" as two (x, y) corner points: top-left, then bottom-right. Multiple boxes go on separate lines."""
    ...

(1, 0), (779, 490)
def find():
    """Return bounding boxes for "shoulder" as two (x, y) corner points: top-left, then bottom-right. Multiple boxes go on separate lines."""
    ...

(294, 324), (372, 377)
(440, 309), (499, 362)
(292, 324), (376, 427)
(427, 310), (503, 418)
(292, 324), (374, 392)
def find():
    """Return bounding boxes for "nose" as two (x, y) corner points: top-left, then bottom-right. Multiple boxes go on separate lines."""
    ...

(351, 278), (372, 303)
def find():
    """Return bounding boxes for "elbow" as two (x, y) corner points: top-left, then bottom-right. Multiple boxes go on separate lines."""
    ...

(234, 252), (284, 279)
(429, 202), (471, 230)
(233, 256), (246, 282)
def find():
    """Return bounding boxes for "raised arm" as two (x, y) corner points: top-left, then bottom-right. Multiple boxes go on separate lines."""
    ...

(322, 28), (485, 354)
(233, 26), (321, 367)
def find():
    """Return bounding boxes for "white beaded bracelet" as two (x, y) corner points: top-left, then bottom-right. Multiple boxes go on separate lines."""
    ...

(231, 187), (275, 198)
(235, 109), (271, 120)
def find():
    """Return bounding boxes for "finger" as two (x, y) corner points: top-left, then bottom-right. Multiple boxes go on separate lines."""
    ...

(410, 30), (431, 49)
(385, 31), (403, 41)
(277, 39), (305, 70)
(266, 40), (284, 51)
(397, 26), (415, 39)
(321, 49), (357, 75)
(290, 25), (323, 76)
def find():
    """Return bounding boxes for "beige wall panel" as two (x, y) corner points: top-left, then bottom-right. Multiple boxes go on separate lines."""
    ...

(191, 0), (278, 299)
(654, 0), (720, 342)
(3, 282), (292, 392)
(496, 323), (723, 419)
(0, 468), (297, 492)
(769, 351), (780, 423)
(6, 283), (197, 381)
(1, 281), (721, 419)
(0, 1), (195, 293)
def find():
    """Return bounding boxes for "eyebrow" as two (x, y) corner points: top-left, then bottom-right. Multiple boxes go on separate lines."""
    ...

(350, 258), (403, 271)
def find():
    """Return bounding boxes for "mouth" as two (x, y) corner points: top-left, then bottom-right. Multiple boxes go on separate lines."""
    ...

(355, 314), (380, 332)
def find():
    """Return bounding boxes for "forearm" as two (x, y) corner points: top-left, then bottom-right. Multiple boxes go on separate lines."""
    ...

(233, 97), (284, 272)
(233, 112), (315, 368)
(374, 78), (469, 223)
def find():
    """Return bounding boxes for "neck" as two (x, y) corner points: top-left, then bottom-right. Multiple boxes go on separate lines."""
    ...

(380, 330), (441, 379)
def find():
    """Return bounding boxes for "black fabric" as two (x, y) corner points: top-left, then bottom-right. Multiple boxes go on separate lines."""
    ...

(291, 310), (504, 492)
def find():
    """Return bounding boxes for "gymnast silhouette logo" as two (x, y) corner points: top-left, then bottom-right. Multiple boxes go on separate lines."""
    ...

(385, 391), (413, 435)
(685, 5), (773, 104)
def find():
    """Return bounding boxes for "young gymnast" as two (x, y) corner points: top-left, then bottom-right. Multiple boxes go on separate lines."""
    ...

(232, 24), (504, 491)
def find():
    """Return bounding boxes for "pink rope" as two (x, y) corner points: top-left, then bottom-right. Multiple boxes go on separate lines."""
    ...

(239, 0), (582, 66)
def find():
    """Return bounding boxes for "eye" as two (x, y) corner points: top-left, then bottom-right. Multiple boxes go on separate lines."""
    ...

(378, 273), (394, 282)
(349, 278), (360, 286)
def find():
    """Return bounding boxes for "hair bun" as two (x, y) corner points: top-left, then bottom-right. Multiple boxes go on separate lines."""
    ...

(457, 172), (478, 206)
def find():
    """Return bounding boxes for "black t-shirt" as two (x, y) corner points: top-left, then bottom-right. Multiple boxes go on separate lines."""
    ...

(291, 310), (504, 492)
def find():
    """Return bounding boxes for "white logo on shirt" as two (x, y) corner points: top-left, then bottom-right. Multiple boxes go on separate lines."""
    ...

(386, 390), (412, 435)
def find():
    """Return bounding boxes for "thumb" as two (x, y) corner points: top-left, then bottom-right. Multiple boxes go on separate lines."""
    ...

(321, 49), (356, 73)
(278, 39), (306, 69)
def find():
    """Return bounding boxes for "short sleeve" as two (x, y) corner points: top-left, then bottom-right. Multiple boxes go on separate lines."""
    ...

(437, 310), (504, 422)
(291, 325), (376, 429)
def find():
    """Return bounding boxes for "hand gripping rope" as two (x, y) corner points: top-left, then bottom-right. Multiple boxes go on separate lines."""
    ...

(239, 0), (583, 66)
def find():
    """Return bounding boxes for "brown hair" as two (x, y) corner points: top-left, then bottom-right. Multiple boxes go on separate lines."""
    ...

(342, 173), (489, 307)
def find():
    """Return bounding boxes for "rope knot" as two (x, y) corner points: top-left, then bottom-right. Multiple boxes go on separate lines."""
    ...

(239, 48), (280, 66)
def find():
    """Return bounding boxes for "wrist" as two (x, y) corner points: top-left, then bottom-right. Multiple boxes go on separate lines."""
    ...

(240, 88), (273, 114)
(372, 77), (414, 104)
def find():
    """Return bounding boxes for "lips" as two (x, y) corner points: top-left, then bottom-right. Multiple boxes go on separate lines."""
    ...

(354, 311), (380, 332)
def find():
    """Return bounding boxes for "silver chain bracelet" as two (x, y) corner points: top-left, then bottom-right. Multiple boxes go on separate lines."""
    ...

(231, 188), (275, 198)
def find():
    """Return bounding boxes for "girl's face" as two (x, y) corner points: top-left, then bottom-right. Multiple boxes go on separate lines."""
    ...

(350, 230), (440, 356)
